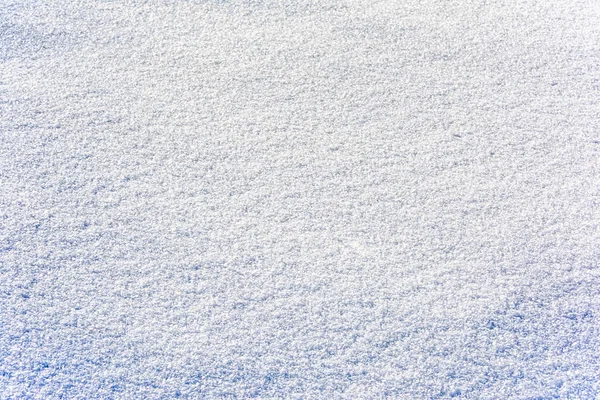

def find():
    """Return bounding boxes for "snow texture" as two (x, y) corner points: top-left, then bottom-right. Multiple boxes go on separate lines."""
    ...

(1, 0), (600, 398)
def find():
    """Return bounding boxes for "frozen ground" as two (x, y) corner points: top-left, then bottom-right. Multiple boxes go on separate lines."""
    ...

(1, 0), (600, 398)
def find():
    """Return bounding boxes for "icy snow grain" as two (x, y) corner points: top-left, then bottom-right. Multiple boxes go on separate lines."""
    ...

(1, 0), (600, 398)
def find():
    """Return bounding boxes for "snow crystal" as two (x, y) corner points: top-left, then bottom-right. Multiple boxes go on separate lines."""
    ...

(1, 0), (599, 398)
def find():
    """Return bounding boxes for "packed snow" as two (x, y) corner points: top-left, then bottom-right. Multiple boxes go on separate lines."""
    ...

(1, 0), (600, 398)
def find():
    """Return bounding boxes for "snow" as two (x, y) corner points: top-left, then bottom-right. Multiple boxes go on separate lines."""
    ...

(1, 0), (600, 398)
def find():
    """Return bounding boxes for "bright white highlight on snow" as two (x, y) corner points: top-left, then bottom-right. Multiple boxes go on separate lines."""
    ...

(1, 0), (600, 398)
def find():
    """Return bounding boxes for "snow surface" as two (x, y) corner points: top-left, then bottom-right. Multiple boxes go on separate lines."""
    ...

(2, 0), (600, 398)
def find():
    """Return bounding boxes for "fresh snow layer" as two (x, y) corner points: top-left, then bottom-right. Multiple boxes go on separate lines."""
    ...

(1, 0), (600, 398)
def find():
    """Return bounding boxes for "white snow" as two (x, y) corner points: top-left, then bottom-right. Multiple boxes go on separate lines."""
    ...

(1, 0), (600, 398)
